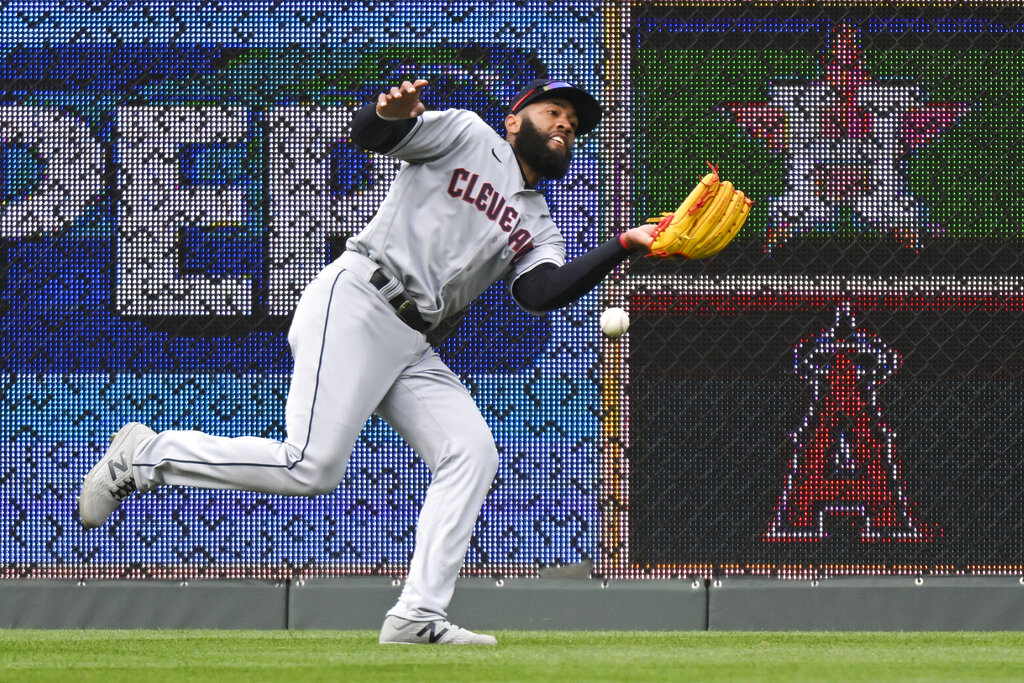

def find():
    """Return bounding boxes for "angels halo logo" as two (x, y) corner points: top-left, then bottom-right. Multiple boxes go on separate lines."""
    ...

(764, 303), (940, 544)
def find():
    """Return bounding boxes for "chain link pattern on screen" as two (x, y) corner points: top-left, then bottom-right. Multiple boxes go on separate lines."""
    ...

(604, 2), (1024, 579)
(0, 1), (608, 580)
(1, 1), (1022, 582)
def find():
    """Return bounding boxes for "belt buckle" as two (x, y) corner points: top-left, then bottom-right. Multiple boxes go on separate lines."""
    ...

(396, 300), (414, 320)
(396, 299), (426, 331)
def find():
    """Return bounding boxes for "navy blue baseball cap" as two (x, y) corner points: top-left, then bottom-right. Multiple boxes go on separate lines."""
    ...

(507, 79), (602, 135)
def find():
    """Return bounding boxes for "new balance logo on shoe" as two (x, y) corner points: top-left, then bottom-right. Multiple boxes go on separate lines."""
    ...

(416, 621), (450, 643)
(107, 452), (129, 480)
(378, 615), (497, 645)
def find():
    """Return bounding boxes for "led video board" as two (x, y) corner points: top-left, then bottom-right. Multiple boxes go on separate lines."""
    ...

(4, 0), (1021, 583)
(602, 1), (1024, 578)
(0, 1), (609, 578)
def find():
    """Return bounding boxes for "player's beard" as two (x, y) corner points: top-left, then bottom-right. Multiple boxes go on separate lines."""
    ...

(513, 116), (573, 180)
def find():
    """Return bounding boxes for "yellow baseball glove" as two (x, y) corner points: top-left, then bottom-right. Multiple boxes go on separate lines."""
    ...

(646, 165), (752, 259)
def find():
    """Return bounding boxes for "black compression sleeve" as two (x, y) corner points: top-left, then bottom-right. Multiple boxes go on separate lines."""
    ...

(512, 237), (633, 313)
(349, 103), (418, 153)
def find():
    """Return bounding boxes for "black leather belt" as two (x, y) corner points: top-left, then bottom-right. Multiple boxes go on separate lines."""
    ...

(369, 270), (430, 333)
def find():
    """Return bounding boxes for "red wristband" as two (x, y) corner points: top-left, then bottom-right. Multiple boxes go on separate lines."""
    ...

(618, 233), (630, 250)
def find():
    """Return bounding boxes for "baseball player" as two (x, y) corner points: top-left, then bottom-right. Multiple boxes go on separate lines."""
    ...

(79, 78), (658, 645)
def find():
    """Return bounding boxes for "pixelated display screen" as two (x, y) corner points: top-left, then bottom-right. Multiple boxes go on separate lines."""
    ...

(4, 0), (1024, 582)
(0, 1), (608, 578)
(603, 2), (1024, 578)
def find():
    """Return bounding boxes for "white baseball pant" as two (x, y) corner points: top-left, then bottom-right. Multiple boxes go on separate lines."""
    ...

(132, 250), (499, 621)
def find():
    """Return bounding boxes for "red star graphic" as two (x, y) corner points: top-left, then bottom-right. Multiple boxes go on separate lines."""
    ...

(727, 24), (966, 155)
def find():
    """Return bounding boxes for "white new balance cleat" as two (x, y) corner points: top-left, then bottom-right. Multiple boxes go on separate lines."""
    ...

(379, 615), (497, 645)
(78, 422), (155, 529)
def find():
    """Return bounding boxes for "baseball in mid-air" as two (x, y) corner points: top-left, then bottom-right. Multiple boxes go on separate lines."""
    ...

(600, 307), (630, 338)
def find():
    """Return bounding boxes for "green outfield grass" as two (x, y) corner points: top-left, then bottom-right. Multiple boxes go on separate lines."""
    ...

(2, 630), (1023, 682)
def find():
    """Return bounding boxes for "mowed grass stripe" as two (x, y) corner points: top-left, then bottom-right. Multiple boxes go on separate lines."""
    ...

(2, 630), (1024, 682)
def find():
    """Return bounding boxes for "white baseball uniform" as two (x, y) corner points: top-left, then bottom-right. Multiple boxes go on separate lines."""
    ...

(130, 107), (567, 621)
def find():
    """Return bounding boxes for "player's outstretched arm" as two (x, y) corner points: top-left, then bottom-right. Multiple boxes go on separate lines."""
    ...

(512, 226), (655, 313)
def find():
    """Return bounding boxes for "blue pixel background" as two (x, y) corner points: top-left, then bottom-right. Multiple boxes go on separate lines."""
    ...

(0, 1), (608, 576)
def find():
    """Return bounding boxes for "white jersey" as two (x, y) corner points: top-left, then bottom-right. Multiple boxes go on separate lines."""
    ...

(344, 109), (566, 323)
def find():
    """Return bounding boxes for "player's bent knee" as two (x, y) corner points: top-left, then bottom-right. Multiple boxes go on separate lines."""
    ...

(285, 457), (349, 496)
(439, 432), (499, 479)
(463, 439), (500, 479)
(464, 449), (499, 486)
(300, 479), (344, 497)
(481, 443), (499, 478)
(296, 465), (348, 496)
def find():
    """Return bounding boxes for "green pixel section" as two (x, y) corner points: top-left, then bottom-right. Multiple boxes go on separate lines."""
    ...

(638, 47), (1024, 238)
(637, 49), (810, 232)
(874, 50), (1024, 238)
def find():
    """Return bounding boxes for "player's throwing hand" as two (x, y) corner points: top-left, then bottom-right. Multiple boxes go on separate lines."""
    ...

(376, 79), (429, 120)
(618, 223), (658, 252)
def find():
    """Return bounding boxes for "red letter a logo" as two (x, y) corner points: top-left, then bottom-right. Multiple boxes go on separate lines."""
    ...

(765, 304), (938, 542)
